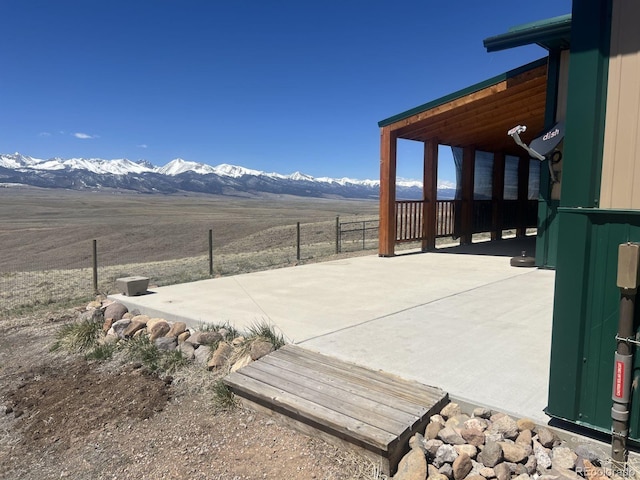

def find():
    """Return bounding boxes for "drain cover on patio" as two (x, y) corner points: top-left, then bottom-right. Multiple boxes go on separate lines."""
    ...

(223, 344), (448, 475)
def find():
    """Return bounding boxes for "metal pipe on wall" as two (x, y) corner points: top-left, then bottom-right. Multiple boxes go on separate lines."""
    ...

(612, 243), (640, 463)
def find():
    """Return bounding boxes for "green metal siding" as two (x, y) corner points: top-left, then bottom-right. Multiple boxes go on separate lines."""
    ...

(546, 0), (621, 436)
(558, 0), (612, 209)
(548, 209), (640, 439)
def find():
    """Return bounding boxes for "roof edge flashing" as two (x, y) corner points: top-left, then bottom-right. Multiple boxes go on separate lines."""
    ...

(483, 14), (571, 53)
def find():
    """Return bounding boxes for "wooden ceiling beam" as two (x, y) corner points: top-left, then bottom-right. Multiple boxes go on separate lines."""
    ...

(394, 87), (547, 140)
(384, 66), (547, 132)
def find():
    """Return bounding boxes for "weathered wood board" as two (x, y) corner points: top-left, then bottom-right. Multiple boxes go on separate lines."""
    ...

(223, 344), (448, 475)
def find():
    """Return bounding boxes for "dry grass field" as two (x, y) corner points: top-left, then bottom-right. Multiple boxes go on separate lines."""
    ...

(0, 186), (381, 314)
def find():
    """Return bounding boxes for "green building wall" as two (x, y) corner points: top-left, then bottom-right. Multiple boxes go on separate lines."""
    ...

(543, 0), (640, 438)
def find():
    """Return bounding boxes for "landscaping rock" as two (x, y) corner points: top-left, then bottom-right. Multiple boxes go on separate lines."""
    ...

(425, 439), (444, 460)
(111, 319), (132, 339)
(145, 318), (165, 332)
(438, 463), (453, 479)
(464, 417), (488, 432)
(452, 453), (472, 480)
(393, 448), (427, 480)
(103, 317), (114, 333)
(479, 466), (496, 478)
(166, 321), (187, 338)
(178, 342), (195, 360)
(190, 331), (223, 346)
(409, 433), (428, 454)
(149, 321), (170, 341)
(533, 440), (552, 471)
(123, 319), (146, 338)
(250, 339), (275, 360)
(207, 342), (232, 370)
(154, 337), (177, 351)
(433, 444), (458, 467)
(552, 446), (577, 470)
(487, 415), (519, 440)
(440, 403), (461, 419)
(131, 314), (150, 325)
(473, 407), (492, 419)
(478, 441), (503, 468)
(461, 428), (485, 447)
(516, 429), (532, 446)
(230, 353), (253, 372)
(177, 331), (190, 343)
(499, 442), (528, 463)
(426, 421), (444, 440)
(454, 444), (477, 459)
(193, 345), (212, 366)
(537, 427), (557, 448)
(517, 418), (536, 432)
(494, 462), (511, 480)
(438, 427), (466, 445)
(104, 302), (128, 322)
(574, 445), (601, 463)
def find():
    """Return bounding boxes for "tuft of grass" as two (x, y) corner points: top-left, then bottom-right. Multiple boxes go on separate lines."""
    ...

(159, 349), (187, 374)
(51, 319), (103, 353)
(125, 336), (161, 371)
(125, 336), (187, 374)
(85, 342), (119, 361)
(246, 321), (286, 350)
(211, 379), (237, 412)
(198, 321), (240, 340)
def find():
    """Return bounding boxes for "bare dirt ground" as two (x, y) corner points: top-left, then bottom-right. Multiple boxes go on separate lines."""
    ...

(0, 309), (381, 480)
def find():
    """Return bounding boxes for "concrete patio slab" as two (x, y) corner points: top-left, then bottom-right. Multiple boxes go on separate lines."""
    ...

(110, 237), (555, 423)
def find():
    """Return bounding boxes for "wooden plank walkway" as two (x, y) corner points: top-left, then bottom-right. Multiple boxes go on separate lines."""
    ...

(223, 344), (448, 475)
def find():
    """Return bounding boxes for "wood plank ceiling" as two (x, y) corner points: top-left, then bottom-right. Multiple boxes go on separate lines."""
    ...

(385, 63), (548, 156)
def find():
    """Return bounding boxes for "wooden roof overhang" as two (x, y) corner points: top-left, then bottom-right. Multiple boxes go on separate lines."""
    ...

(378, 58), (549, 155)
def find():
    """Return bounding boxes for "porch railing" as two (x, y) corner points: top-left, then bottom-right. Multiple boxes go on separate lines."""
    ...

(395, 199), (538, 243)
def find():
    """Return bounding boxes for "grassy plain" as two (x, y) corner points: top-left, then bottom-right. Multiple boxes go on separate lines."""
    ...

(0, 187), (379, 269)
(0, 186), (380, 313)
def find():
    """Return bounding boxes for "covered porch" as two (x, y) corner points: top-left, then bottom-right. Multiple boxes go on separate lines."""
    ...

(378, 59), (549, 260)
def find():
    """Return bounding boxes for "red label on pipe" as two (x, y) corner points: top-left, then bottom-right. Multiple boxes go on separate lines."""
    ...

(615, 360), (625, 398)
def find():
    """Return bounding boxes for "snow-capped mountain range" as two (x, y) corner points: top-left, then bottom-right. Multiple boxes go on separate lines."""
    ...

(0, 153), (456, 199)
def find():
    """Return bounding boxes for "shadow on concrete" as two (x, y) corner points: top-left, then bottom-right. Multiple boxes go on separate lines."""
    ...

(435, 236), (537, 258)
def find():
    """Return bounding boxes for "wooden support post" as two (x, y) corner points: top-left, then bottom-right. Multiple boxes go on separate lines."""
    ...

(92, 239), (98, 295)
(492, 152), (505, 241)
(460, 147), (475, 245)
(517, 157), (530, 237)
(379, 127), (397, 256)
(423, 140), (438, 251)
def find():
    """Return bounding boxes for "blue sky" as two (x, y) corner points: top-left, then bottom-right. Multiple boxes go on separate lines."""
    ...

(1, 0), (572, 184)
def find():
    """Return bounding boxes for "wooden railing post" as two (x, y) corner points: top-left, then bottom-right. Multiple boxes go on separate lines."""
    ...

(423, 140), (438, 251)
(379, 127), (397, 256)
(492, 152), (505, 241)
(517, 157), (530, 237)
(460, 147), (475, 245)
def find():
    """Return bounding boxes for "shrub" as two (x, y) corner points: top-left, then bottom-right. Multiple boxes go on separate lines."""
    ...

(51, 319), (102, 353)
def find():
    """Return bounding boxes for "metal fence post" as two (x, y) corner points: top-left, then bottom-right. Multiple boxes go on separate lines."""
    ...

(92, 239), (98, 295)
(362, 221), (366, 250)
(296, 222), (301, 261)
(335, 216), (340, 254)
(209, 229), (213, 276)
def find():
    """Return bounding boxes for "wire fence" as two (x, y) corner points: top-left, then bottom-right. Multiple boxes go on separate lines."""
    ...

(1, 216), (380, 316)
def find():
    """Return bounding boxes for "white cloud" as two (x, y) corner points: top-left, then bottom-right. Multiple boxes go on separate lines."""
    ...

(73, 132), (98, 139)
(137, 144), (148, 149)
(38, 132), (52, 137)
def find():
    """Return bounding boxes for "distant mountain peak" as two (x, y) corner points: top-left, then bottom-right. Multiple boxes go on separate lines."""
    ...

(0, 152), (455, 200)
